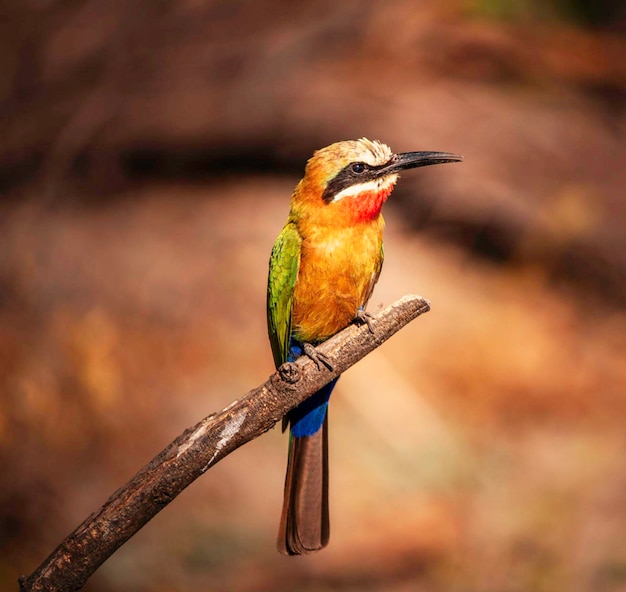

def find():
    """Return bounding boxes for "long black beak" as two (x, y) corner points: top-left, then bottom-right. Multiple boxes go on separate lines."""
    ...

(380, 151), (463, 176)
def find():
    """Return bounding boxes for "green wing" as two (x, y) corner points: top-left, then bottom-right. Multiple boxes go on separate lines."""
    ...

(267, 222), (302, 368)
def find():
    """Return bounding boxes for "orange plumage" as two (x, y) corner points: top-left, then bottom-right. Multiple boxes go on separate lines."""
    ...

(287, 140), (393, 343)
(291, 218), (384, 342)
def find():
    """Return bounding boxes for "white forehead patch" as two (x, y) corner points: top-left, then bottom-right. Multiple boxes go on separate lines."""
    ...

(331, 174), (398, 203)
(356, 138), (393, 166)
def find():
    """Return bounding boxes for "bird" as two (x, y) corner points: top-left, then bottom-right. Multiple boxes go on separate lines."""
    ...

(267, 138), (462, 555)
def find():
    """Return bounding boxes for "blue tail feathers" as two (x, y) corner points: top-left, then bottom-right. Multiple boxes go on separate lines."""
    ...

(288, 340), (338, 438)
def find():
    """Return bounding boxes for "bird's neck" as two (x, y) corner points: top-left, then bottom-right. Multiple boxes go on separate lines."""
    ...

(292, 182), (394, 229)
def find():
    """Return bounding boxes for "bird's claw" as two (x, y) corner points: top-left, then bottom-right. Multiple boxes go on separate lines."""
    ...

(303, 343), (334, 371)
(354, 309), (376, 333)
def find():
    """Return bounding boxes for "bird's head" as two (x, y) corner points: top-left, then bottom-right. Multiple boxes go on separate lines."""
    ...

(291, 138), (462, 226)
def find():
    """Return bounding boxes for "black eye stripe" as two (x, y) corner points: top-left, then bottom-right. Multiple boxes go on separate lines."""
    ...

(322, 159), (391, 203)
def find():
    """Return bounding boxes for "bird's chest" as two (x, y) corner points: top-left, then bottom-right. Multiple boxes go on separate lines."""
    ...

(291, 224), (382, 342)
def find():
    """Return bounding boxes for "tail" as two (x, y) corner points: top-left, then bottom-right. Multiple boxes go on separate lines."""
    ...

(277, 379), (337, 555)
(277, 414), (329, 555)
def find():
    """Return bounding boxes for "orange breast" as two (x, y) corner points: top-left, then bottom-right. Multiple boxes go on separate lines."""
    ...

(291, 219), (383, 343)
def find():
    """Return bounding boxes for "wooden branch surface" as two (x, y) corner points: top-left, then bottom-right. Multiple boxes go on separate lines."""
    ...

(19, 294), (430, 592)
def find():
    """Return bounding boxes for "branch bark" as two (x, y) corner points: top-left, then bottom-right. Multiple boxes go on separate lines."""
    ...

(19, 294), (430, 592)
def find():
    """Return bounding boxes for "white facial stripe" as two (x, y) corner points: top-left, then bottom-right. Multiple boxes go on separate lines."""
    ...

(331, 175), (397, 203)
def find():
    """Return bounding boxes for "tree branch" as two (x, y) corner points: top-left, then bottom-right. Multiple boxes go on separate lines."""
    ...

(19, 294), (430, 592)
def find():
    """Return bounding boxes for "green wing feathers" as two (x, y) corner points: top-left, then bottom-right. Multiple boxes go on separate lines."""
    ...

(267, 222), (302, 368)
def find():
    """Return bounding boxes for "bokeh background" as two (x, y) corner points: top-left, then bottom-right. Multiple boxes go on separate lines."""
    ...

(2, 1), (626, 590)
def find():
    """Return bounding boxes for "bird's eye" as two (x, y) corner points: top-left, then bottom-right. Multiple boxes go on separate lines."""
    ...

(351, 163), (367, 174)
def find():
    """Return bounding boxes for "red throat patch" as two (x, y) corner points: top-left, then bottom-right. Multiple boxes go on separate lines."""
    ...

(345, 185), (395, 223)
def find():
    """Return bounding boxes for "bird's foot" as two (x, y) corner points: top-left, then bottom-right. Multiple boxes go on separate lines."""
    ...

(353, 309), (376, 333)
(302, 343), (334, 372)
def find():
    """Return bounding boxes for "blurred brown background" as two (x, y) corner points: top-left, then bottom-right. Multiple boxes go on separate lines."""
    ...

(1, 0), (626, 590)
